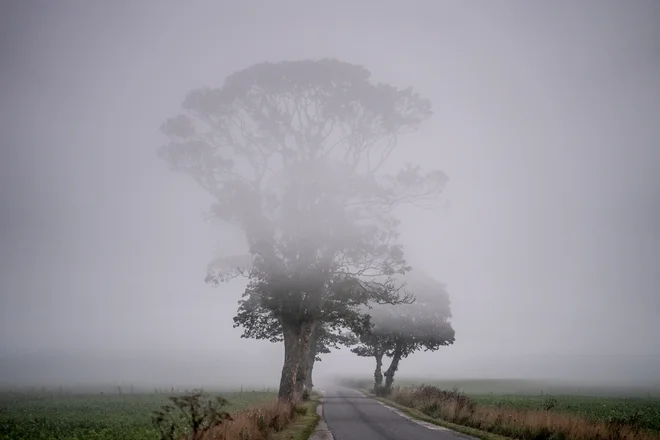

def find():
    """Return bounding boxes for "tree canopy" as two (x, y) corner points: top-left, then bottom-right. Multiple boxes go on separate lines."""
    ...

(352, 271), (455, 393)
(232, 284), (362, 391)
(159, 59), (447, 401)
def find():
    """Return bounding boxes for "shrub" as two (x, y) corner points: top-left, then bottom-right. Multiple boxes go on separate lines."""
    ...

(543, 397), (558, 411)
(151, 390), (231, 440)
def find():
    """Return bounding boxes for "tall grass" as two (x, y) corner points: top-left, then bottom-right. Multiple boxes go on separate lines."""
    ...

(150, 390), (311, 440)
(201, 399), (308, 440)
(390, 385), (660, 440)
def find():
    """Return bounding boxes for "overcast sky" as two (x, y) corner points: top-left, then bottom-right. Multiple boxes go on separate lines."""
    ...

(1, 0), (660, 387)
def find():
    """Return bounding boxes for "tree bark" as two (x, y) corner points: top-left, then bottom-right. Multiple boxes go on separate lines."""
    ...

(278, 320), (316, 402)
(305, 328), (319, 391)
(383, 344), (403, 394)
(294, 359), (306, 396)
(305, 353), (316, 390)
(295, 324), (319, 394)
(373, 352), (384, 393)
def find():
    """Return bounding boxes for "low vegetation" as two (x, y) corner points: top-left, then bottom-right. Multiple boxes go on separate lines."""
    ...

(0, 388), (316, 440)
(196, 396), (317, 440)
(471, 394), (660, 432)
(387, 384), (660, 440)
(393, 378), (660, 398)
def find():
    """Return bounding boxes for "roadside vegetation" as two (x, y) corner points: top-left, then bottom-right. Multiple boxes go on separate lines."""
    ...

(343, 378), (660, 440)
(190, 392), (319, 440)
(470, 394), (660, 432)
(0, 388), (321, 440)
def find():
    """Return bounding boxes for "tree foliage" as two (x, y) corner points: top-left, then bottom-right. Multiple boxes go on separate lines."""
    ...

(159, 59), (447, 401)
(233, 281), (363, 392)
(352, 271), (455, 393)
(232, 288), (361, 357)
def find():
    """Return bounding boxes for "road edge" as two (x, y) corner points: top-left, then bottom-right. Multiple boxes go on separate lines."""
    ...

(357, 389), (511, 440)
(309, 390), (334, 440)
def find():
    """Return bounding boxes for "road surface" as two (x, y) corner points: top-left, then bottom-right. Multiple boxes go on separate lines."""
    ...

(321, 387), (473, 440)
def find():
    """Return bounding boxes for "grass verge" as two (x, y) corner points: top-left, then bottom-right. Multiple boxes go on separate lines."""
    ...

(273, 400), (320, 440)
(361, 389), (510, 440)
(379, 385), (660, 440)
(201, 397), (319, 440)
(344, 378), (660, 432)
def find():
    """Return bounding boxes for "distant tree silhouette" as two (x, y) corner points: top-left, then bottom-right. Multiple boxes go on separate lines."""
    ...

(352, 271), (455, 394)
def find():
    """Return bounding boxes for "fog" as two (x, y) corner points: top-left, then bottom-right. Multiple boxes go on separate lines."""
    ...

(1, 1), (660, 389)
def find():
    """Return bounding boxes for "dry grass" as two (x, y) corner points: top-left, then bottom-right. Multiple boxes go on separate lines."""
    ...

(390, 385), (660, 440)
(200, 398), (310, 440)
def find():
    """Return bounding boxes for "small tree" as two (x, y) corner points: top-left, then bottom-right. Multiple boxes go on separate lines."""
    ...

(352, 272), (455, 394)
(160, 59), (447, 401)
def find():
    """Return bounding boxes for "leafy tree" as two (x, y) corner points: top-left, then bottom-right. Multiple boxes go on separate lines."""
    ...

(159, 59), (447, 401)
(233, 281), (364, 393)
(303, 325), (357, 390)
(352, 271), (455, 394)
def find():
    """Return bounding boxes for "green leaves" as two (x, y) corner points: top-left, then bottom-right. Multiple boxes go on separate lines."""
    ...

(352, 271), (456, 360)
(152, 391), (232, 440)
(160, 59), (449, 397)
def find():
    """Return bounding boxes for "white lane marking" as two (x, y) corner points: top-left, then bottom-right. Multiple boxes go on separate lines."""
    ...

(356, 390), (476, 439)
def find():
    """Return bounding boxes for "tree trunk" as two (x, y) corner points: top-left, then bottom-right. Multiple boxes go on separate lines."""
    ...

(295, 324), (319, 394)
(306, 326), (320, 391)
(305, 350), (316, 392)
(294, 361), (306, 396)
(296, 352), (316, 394)
(373, 352), (384, 393)
(383, 344), (403, 394)
(278, 320), (316, 402)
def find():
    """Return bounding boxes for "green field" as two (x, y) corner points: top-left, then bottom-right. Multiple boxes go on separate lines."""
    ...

(469, 394), (660, 432)
(0, 390), (277, 440)
(396, 378), (660, 397)
(343, 377), (660, 432)
(402, 379), (660, 432)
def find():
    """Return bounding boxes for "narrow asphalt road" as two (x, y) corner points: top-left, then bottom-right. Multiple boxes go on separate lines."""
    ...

(321, 387), (472, 440)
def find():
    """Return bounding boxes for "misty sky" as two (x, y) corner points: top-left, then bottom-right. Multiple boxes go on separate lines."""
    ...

(1, 1), (660, 387)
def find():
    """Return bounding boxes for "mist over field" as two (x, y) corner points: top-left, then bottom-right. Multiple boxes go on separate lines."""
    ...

(2, 0), (660, 393)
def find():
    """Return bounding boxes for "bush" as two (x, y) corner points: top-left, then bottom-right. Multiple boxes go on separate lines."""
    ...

(151, 390), (231, 440)
(543, 397), (558, 411)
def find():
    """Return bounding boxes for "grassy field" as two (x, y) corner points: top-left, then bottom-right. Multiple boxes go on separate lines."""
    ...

(392, 378), (660, 432)
(469, 394), (660, 432)
(395, 378), (660, 397)
(0, 389), (277, 440)
(343, 377), (660, 436)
